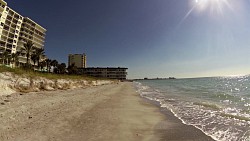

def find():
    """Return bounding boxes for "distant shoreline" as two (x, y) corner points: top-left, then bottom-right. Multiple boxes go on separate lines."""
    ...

(133, 77), (176, 81)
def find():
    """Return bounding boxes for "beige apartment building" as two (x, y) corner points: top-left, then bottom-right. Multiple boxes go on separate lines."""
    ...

(0, 0), (46, 66)
(68, 53), (87, 68)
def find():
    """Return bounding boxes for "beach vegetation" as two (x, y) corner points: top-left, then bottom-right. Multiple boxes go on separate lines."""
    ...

(67, 63), (78, 75)
(0, 65), (98, 80)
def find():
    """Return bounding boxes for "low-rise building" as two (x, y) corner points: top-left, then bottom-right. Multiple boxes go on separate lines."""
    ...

(78, 67), (128, 80)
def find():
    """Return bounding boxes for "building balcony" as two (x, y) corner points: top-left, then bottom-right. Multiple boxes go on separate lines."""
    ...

(20, 28), (33, 35)
(9, 30), (15, 35)
(5, 21), (11, 26)
(0, 43), (5, 47)
(1, 33), (8, 38)
(6, 16), (12, 21)
(34, 32), (45, 39)
(18, 39), (44, 48)
(1, 37), (7, 42)
(10, 24), (16, 29)
(33, 36), (45, 43)
(22, 26), (34, 34)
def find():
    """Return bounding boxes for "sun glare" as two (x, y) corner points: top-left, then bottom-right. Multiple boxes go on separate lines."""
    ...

(178, 0), (244, 30)
(193, 0), (232, 15)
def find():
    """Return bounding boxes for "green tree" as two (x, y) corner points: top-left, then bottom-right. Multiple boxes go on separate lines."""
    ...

(34, 48), (45, 68)
(2, 51), (10, 65)
(22, 41), (34, 66)
(50, 59), (58, 73)
(10, 52), (20, 67)
(39, 60), (46, 71)
(67, 63), (78, 75)
(57, 63), (66, 74)
(31, 54), (38, 69)
(45, 58), (51, 72)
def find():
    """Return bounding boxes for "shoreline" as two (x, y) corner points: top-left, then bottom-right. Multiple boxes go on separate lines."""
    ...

(140, 96), (215, 141)
(0, 82), (214, 141)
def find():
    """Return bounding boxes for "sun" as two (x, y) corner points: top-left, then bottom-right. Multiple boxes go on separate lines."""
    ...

(193, 0), (232, 15)
(178, 0), (243, 27)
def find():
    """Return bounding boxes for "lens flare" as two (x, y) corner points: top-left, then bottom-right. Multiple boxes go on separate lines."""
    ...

(192, 0), (232, 15)
(177, 0), (245, 29)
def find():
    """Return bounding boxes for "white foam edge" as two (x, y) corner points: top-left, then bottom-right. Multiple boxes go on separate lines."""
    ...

(138, 92), (220, 141)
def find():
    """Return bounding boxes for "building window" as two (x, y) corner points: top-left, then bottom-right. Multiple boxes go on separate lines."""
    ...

(1, 22), (3, 26)
(13, 45), (16, 48)
(14, 40), (16, 43)
(14, 35), (17, 38)
(15, 30), (19, 33)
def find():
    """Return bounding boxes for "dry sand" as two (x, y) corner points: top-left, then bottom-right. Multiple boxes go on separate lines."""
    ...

(0, 82), (214, 141)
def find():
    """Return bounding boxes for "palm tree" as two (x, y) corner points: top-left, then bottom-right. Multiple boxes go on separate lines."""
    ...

(22, 41), (34, 66)
(39, 60), (46, 71)
(2, 51), (10, 65)
(67, 63), (78, 74)
(0, 51), (6, 64)
(31, 54), (38, 69)
(34, 48), (44, 68)
(45, 58), (51, 72)
(57, 63), (66, 74)
(10, 52), (20, 67)
(50, 59), (58, 73)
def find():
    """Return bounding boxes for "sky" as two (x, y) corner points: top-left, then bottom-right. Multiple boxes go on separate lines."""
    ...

(4, 0), (250, 79)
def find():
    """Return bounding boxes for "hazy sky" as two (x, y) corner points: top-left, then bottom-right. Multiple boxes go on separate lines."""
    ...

(5, 0), (250, 78)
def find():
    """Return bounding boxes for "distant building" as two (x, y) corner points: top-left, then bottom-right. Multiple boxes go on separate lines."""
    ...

(78, 67), (128, 80)
(68, 53), (86, 68)
(0, 0), (46, 66)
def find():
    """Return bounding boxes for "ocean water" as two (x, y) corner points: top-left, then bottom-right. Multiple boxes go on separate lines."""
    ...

(134, 76), (250, 141)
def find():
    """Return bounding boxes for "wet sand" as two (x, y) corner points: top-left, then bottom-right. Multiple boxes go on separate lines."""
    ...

(0, 82), (214, 141)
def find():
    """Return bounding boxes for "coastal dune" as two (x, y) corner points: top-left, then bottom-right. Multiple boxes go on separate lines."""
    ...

(0, 82), (214, 141)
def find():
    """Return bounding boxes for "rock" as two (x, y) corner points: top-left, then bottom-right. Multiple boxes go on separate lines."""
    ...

(15, 78), (31, 91)
(0, 79), (16, 96)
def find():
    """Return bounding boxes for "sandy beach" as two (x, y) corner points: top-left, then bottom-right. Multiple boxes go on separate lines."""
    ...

(0, 82), (214, 141)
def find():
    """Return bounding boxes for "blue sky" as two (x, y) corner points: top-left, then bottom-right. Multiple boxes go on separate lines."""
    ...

(5, 0), (250, 79)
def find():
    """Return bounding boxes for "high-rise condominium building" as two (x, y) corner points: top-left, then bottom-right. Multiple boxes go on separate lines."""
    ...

(68, 53), (87, 68)
(0, 0), (46, 66)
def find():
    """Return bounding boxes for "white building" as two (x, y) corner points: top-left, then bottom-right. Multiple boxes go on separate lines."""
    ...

(0, 0), (46, 66)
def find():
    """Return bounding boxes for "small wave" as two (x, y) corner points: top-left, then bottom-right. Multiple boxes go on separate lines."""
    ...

(220, 113), (250, 121)
(193, 102), (221, 110)
(214, 93), (235, 99)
